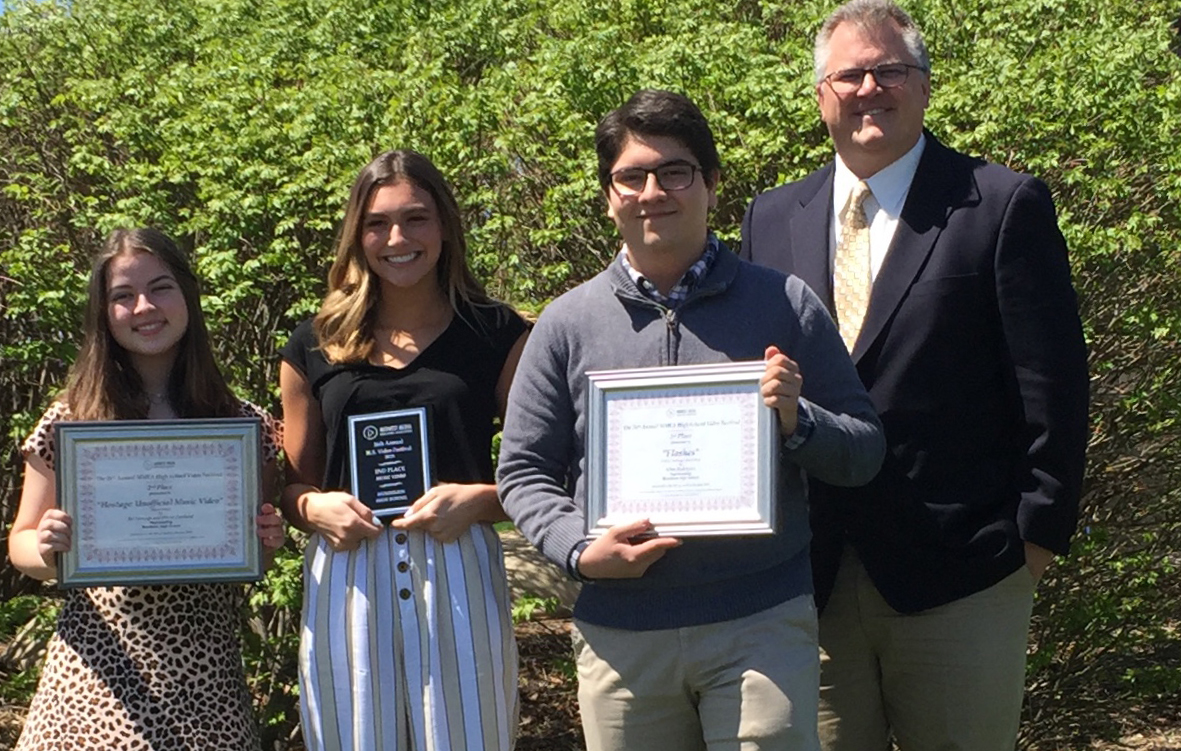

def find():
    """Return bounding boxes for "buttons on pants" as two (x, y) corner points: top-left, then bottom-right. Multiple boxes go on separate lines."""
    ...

(394, 532), (412, 599)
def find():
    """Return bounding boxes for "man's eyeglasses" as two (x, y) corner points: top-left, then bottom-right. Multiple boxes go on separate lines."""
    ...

(609, 161), (702, 195)
(823, 63), (926, 94)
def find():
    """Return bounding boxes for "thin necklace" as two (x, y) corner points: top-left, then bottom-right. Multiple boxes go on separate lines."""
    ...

(146, 391), (168, 405)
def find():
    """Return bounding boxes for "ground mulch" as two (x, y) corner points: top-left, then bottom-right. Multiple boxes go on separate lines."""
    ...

(516, 617), (585, 750)
(0, 707), (21, 751)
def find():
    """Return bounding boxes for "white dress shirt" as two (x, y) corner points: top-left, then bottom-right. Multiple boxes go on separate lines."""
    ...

(829, 134), (927, 282)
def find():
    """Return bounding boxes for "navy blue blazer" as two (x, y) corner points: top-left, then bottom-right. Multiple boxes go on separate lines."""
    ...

(740, 133), (1089, 613)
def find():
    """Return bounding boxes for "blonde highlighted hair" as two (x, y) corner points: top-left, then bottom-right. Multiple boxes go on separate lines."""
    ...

(313, 149), (493, 363)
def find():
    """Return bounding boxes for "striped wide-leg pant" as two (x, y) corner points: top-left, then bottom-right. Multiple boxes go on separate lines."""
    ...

(298, 524), (519, 751)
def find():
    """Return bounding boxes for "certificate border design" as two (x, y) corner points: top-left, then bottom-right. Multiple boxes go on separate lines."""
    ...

(54, 418), (264, 588)
(585, 361), (778, 538)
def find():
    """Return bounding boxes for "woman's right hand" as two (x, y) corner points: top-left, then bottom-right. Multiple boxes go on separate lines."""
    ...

(302, 490), (383, 551)
(36, 508), (73, 565)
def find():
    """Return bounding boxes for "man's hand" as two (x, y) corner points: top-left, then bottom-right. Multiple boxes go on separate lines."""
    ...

(304, 491), (383, 551)
(577, 519), (682, 579)
(1024, 541), (1054, 583)
(761, 345), (803, 436)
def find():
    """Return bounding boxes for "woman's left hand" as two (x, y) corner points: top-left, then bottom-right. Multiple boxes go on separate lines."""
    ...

(389, 483), (498, 543)
(256, 503), (286, 550)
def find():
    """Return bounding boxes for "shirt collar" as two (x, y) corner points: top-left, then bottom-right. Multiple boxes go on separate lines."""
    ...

(619, 232), (721, 307)
(833, 133), (926, 218)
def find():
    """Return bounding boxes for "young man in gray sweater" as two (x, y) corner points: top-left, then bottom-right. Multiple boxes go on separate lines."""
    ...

(497, 89), (886, 751)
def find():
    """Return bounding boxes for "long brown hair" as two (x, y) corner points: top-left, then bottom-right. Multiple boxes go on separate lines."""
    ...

(64, 228), (239, 420)
(313, 149), (494, 363)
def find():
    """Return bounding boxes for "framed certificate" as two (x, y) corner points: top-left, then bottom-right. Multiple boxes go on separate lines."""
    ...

(585, 361), (778, 538)
(347, 407), (431, 519)
(54, 419), (264, 587)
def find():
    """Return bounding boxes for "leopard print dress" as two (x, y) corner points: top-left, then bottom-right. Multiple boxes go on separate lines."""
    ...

(14, 401), (278, 751)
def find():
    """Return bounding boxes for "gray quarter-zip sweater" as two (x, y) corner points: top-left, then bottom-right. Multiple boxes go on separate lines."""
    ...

(497, 244), (884, 630)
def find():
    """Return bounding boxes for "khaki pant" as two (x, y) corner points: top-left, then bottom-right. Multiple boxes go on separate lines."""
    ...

(818, 548), (1035, 751)
(573, 595), (821, 751)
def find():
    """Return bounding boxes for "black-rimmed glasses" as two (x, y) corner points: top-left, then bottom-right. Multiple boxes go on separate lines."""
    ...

(823, 63), (926, 94)
(609, 161), (702, 195)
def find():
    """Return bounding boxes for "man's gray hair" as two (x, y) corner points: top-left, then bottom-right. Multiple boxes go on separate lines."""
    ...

(813, 0), (931, 85)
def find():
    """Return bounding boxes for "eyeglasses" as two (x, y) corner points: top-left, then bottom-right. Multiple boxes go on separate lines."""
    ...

(823, 63), (926, 94)
(609, 161), (702, 195)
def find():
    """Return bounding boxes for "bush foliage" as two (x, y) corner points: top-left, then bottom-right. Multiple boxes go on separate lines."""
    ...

(1, 0), (1179, 746)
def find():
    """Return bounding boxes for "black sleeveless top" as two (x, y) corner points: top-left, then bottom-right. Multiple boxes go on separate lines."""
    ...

(281, 302), (527, 492)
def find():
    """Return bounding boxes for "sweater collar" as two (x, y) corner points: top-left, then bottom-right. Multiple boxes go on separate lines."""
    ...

(609, 235), (739, 307)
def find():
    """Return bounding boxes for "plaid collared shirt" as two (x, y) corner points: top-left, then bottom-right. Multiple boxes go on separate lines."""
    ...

(619, 233), (721, 309)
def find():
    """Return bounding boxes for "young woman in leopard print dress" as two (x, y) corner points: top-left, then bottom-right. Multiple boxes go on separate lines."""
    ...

(7, 228), (285, 751)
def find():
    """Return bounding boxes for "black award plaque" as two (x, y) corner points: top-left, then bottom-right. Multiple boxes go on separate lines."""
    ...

(347, 408), (432, 519)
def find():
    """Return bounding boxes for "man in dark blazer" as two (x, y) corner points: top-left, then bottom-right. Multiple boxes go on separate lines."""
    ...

(740, 1), (1089, 749)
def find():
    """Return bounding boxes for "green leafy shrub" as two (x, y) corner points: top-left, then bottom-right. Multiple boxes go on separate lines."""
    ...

(512, 594), (563, 624)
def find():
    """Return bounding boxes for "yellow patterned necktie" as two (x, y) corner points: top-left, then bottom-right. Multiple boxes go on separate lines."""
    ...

(833, 180), (872, 352)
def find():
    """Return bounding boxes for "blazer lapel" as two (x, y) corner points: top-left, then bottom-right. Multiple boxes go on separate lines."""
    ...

(851, 136), (973, 362)
(791, 167), (835, 309)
